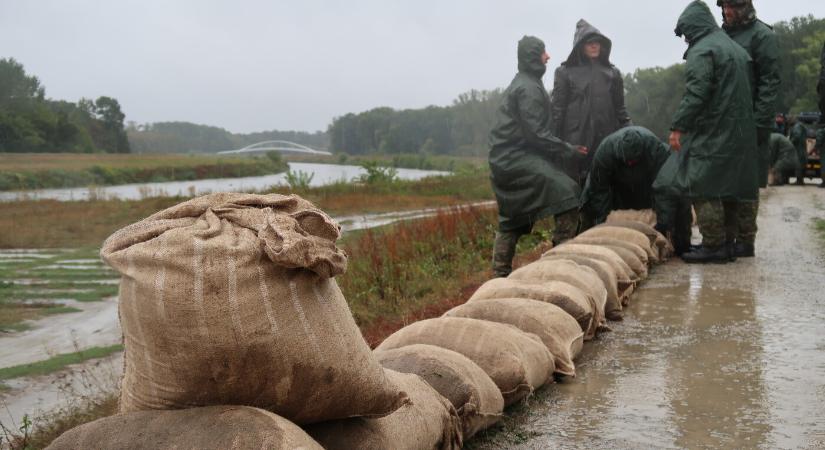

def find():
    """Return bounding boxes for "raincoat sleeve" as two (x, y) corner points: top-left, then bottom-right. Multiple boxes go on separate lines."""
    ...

(518, 83), (575, 155)
(751, 30), (781, 130)
(550, 67), (569, 137)
(671, 52), (714, 132)
(612, 69), (632, 128)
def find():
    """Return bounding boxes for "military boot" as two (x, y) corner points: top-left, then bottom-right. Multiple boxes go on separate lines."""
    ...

(681, 245), (730, 264)
(492, 232), (519, 278)
(733, 241), (755, 257)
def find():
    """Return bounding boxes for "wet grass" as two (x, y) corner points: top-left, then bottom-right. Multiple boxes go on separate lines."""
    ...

(0, 248), (118, 332)
(814, 218), (825, 241)
(0, 345), (123, 382)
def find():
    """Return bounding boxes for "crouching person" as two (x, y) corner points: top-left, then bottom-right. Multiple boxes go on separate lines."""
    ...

(489, 35), (588, 278)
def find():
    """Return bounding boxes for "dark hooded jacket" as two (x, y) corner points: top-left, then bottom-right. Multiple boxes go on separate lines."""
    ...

(489, 36), (582, 231)
(768, 133), (799, 173)
(580, 126), (670, 224)
(551, 19), (631, 183)
(789, 121), (809, 167)
(669, 0), (758, 201)
(720, 0), (781, 187)
(819, 42), (825, 116)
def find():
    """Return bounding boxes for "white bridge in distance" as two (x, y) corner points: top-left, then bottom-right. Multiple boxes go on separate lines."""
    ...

(217, 140), (332, 156)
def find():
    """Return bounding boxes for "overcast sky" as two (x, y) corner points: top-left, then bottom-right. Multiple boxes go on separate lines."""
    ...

(2, 1), (824, 133)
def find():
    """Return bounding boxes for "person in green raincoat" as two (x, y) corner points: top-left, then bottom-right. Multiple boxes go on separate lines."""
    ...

(668, 0), (758, 264)
(488, 35), (588, 278)
(817, 127), (825, 187)
(789, 119), (810, 185)
(580, 126), (670, 226)
(718, 0), (781, 257)
(551, 19), (631, 186)
(819, 41), (825, 119)
(767, 133), (799, 186)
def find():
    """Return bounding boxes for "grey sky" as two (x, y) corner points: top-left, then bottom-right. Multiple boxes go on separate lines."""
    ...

(2, 1), (824, 133)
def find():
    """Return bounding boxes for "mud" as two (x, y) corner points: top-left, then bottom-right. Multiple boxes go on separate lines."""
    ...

(475, 186), (825, 449)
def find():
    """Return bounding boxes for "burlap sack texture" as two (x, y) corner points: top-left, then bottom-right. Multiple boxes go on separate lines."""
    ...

(100, 193), (408, 424)
(579, 226), (657, 262)
(467, 278), (595, 339)
(539, 254), (623, 316)
(45, 406), (322, 450)
(509, 259), (607, 325)
(376, 317), (555, 406)
(544, 243), (637, 283)
(444, 298), (583, 377)
(602, 216), (674, 260)
(606, 209), (657, 226)
(305, 370), (463, 450)
(376, 344), (503, 440)
(574, 236), (654, 265)
(587, 243), (648, 280)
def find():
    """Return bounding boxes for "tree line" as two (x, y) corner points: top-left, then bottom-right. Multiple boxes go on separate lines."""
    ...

(0, 58), (130, 153)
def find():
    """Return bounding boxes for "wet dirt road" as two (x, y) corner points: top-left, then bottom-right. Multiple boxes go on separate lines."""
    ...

(478, 186), (825, 449)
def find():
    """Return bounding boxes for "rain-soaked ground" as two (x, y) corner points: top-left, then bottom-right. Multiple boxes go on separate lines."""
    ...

(474, 185), (825, 450)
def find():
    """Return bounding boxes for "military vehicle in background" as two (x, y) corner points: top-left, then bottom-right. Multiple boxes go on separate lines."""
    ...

(796, 112), (822, 179)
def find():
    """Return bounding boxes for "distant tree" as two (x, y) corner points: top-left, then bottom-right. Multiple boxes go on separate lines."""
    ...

(774, 15), (825, 113)
(624, 64), (686, 140)
(93, 96), (130, 153)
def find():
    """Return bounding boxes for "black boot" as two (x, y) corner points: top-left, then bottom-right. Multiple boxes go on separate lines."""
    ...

(492, 232), (519, 278)
(681, 245), (730, 264)
(733, 241), (755, 257)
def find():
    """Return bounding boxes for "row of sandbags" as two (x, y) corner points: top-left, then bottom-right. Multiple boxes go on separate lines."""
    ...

(47, 193), (667, 449)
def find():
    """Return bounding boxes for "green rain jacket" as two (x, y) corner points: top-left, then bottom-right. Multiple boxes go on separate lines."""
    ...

(789, 121), (809, 168)
(769, 133), (799, 173)
(580, 126), (670, 224)
(489, 36), (582, 231)
(670, 0), (758, 202)
(723, 7), (781, 187)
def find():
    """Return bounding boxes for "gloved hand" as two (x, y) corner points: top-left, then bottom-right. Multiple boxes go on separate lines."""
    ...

(757, 127), (771, 146)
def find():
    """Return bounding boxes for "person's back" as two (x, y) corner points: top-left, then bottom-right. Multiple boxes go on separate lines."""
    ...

(768, 133), (799, 185)
(580, 126), (670, 226)
(488, 35), (584, 277)
(551, 19), (631, 185)
(789, 120), (809, 185)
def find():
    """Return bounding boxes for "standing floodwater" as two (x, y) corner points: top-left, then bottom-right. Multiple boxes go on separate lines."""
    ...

(472, 186), (825, 449)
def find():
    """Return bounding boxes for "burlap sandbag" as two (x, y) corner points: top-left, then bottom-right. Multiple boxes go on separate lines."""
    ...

(46, 406), (322, 450)
(578, 226), (657, 261)
(539, 254), (622, 316)
(468, 277), (595, 338)
(375, 318), (555, 406)
(376, 345), (503, 439)
(544, 243), (638, 283)
(100, 193), (407, 424)
(573, 236), (652, 266)
(601, 219), (673, 261)
(305, 370), (463, 450)
(595, 244), (648, 280)
(444, 298), (583, 377)
(606, 208), (656, 226)
(509, 259), (607, 330)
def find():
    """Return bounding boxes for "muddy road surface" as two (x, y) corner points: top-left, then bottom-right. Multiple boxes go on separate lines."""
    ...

(475, 186), (825, 449)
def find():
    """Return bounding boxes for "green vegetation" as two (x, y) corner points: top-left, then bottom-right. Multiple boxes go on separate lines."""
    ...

(0, 152), (288, 191)
(0, 58), (129, 154)
(814, 218), (825, 241)
(0, 345), (123, 382)
(126, 121), (329, 153)
(0, 248), (118, 331)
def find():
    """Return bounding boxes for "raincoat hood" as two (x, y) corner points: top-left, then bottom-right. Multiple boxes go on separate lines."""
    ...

(718, 0), (757, 29)
(675, 1), (719, 48)
(614, 126), (650, 164)
(518, 35), (547, 78)
(564, 19), (613, 66)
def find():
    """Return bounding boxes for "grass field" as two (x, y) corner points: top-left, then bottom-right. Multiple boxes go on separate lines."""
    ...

(0, 152), (288, 191)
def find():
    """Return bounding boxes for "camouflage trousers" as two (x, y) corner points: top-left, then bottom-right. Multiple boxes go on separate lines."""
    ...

(492, 209), (579, 277)
(736, 200), (759, 245)
(693, 199), (738, 248)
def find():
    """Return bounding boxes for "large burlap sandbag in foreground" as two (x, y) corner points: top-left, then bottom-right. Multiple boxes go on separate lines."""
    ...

(305, 370), (463, 450)
(376, 317), (555, 406)
(444, 298), (583, 377)
(46, 406), (322, 450)
(376, 344), (503, 439)
(509, 259), (607, 334)
(100, 193), (407, 424)
(539, 254), (622, 316)
(468, 277), (595, 338)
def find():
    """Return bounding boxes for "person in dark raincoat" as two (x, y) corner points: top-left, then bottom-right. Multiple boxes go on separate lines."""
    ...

(551, 19), (631, 186)
(669, 0), (758, 264)
(789, 119), (810, 185)
(489, 35), (588, 278)
(767, 133), (799, 186)
(718, 0), (781, 257)
(819, 41), (825, 120)
(580, 126), (670, 226)
(817, 127), (825, 187)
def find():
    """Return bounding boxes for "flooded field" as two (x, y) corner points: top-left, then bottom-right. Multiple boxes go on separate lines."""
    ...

(474, 186), (825, 449)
